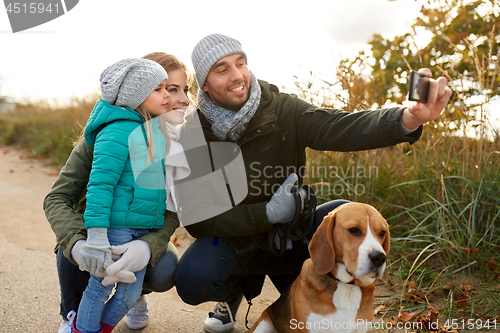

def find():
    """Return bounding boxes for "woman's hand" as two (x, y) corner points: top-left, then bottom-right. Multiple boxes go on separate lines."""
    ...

(101, 240), (151, 286)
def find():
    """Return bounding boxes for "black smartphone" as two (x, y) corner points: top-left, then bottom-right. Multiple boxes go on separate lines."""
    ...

(408, 70), (430, 103)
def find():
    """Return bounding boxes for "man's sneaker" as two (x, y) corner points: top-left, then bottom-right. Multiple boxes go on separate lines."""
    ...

(203, 295), (242, 333)
(126, 295), (150, 329)
(58, 310), (76, 333)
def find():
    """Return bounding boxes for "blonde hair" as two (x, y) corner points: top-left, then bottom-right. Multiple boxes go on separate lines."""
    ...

(135, 104), (170, 165)
(138, 53), (190, 164)
(142, 52), (191, 84)
(142, 52), (196, 99)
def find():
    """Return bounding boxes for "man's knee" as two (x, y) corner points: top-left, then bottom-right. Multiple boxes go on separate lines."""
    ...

(316, 199), (351, 218)
(175, 237), (240, 305)
(309, 199), (351, 238)
(143, 242), (179, 293)
(175, 257), (211, 305)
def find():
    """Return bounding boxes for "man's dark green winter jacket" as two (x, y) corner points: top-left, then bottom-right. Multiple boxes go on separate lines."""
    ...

(44, 79), (421, 266)
(184, 80), (421, 264)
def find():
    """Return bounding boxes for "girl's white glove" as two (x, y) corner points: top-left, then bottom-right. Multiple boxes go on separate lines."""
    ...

(71, 239), (136, 284)
(101, 240), (151, 286)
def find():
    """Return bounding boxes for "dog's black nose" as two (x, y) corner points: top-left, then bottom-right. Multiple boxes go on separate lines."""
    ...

(369, 252), (387, 267)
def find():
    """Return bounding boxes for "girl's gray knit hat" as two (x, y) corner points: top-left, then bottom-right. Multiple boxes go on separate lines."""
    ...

(191, 34), (247, 88)
(100, 58), (168, 110)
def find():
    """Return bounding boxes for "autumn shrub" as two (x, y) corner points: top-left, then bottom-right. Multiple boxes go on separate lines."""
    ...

(297, 0), (500, 320)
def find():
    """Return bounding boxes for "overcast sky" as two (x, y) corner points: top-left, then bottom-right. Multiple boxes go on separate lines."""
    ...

(0, 0), (427, 103)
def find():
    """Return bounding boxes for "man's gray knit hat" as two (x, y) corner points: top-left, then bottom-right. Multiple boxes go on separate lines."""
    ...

(192, 34), (247, 88)
(100, 58), (168, 110)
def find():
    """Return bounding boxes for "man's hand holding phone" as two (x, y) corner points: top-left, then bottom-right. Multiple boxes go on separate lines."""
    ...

(409, 70), (430, 103)
(401, 68), (452, 130)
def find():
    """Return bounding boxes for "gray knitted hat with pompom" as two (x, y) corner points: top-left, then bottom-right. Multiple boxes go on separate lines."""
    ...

(100, 58), (168, 110)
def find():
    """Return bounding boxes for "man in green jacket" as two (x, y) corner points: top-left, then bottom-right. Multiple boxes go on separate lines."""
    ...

(174, 34), (452, 332)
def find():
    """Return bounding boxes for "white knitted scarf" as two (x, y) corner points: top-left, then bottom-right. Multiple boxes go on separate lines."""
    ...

(164, 121), (190, 212)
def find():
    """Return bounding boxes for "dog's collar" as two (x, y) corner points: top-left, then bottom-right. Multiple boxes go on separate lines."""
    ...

(327, 272), (355, 285)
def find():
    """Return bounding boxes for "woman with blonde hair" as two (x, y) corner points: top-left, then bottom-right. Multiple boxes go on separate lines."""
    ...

(44, 52), (191, 332)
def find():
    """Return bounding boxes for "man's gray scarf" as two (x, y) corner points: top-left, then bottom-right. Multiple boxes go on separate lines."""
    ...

(197, 71), (261, 142)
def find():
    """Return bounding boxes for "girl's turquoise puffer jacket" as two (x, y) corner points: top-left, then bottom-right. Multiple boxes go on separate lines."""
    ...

(84, 99), (167, 229)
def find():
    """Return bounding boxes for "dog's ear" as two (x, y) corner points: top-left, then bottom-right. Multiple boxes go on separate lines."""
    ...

(381, 222), (390, 282)
(309, 210), (336, 275)
(381, 266), (388, 282)
(382, 224), (390, 255)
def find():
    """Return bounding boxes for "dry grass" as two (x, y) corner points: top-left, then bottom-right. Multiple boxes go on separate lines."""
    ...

(0, 94), (98, 165)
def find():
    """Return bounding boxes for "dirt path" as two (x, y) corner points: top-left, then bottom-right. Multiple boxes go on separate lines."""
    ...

(0, 145), (281, 333)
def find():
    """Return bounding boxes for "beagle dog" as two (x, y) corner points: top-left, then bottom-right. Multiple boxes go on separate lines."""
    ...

(248, 202), (390, 333)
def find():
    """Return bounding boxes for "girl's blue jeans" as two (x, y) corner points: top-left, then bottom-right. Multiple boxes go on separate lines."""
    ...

(75, 228), (149, 333)
(56, 239), (178, 321)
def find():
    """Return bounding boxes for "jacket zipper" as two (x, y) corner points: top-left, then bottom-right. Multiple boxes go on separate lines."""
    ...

(259, 131), (288, 153)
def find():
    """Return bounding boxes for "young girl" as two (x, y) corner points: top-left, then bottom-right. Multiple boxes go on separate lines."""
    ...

(73, 58), (190, 333)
